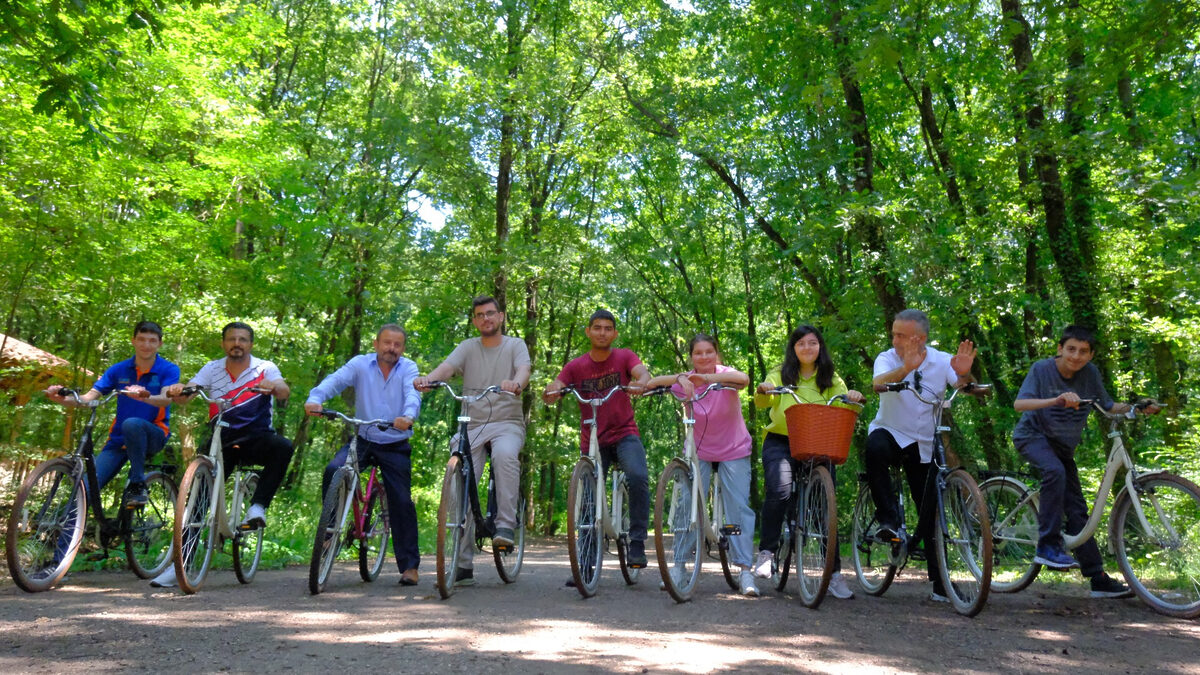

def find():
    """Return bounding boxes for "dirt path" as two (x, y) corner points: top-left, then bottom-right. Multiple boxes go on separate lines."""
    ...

(1, 539), (1196, 674)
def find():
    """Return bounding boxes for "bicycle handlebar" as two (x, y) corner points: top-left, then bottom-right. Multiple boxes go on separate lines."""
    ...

(876, 380), (991, 405)
(760, 386), (865, 411)
(644, 382), (737, 402)
(555, 384), (629, 406)
(315, 409), (394, 431)
(1079, 398), (1159, 420)
(425, 380), (516, 404)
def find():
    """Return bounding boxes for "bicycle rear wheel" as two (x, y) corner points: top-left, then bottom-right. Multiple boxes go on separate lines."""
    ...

(494, 494), (526, 583)
(613, 472), (640, 585)
(232, 473), (263, 584)
(436, 455), (468, 599)
(126, 470), (177, 579)
(655, 459), (701, 603)
(796, 464), (836, 608)
(309, 470), (352, 594)
(6, 459), (86, 592)
(1111, 472), (1200, 618)
(359, 480), (390, 582)
(775, 507), (795, 592)
(710, 472), (737, 592)
(979, 476), (1040, 593)
(174, 456), (218, 595)
(851, 482), (897, 596)
(935, 469), (992, 617)
(567, 458), (603, 597)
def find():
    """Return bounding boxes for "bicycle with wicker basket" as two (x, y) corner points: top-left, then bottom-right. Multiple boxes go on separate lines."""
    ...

(761, 386), (863, 608)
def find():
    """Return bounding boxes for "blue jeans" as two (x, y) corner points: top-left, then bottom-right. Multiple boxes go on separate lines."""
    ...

(1016, 435), (1104, 577)
(90, 418), (167, 496)
(599, 434), (649, 543)
(322, 439), (419, 573)
(698, 456), (755, 569)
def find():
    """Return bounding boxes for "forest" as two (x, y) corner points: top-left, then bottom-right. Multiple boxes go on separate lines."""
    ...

(2, 0), (1197, 561)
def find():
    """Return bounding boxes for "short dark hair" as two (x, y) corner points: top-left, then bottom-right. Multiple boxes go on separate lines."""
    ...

(588, 309), (616, 327)
(1059, 325), (1097, 351)
(133, 321), (163, 340)
(222, 321), (255, 342)
(472, 295), (499, 311)
(377, 323), (407, 340)
(894, 309), (930, 336)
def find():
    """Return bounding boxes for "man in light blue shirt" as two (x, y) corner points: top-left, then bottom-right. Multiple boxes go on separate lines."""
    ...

(305, 323), (422, 586)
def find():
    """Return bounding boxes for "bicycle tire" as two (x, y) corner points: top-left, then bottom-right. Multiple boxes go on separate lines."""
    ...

(5, 459), (86, 593)
(436, 455), (468, 599)
(1111, 472), (1200, 619)
(359, 482), (390, 582)
(796, 464), (836, 608)
(231, 473), (263, 584)
(309, 470), (352, 594)
(710, 472), (738, 592)
(126, 470), (177, 579)
(494, 494), (526, 583)
(566, 458), (603, 597)
(934, 469), (992, 617)
(774, 493), (798, 592)
(173, 456), (218, 595)
(851, 483), (897, 596)
(655, 458), (701, 603)
(614, 472), (640, 585)
(978, 476), (1041, 593)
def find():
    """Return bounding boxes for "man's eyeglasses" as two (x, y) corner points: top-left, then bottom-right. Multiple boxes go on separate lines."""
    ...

(473, 310), (500, 320)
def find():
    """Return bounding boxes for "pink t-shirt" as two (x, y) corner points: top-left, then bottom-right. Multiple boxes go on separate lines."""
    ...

(673, 365), (752, 462)
(557, 349), (643, 452)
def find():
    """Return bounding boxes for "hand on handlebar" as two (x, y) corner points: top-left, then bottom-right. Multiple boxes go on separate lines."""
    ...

(844, 389), (866, 405)
(413, 376), (435, 392)
(1056, 391), (1083, 409)
(392, 416), (414, 431)
(304, 402), (324, 416)
(499, 379), (523, 394)
(122, 384), (151, 400)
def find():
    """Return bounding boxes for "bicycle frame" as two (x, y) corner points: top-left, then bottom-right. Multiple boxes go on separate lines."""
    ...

(430, 381), (512, 541)
(319, 411), (391, 541)
(561, 385), (629, 544)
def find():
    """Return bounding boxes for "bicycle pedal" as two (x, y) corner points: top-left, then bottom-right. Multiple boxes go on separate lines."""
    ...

(720, 525), (742, 536)
(494, 543), (514, 553)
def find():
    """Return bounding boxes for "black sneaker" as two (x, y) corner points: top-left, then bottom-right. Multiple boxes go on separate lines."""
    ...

(874, 521), (902, 544)
(1090, 573), (1134, 599)
(125, 482), (149, 509)
(453, 567), (475, 587)
(627, 540), (648, 569)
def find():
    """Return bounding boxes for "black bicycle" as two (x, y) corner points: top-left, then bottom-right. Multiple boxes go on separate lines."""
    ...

(427, 381), (527, 599)
(6, 388), (177, 592)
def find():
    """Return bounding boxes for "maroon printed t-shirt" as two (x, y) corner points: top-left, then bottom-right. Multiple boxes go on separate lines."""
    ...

(556, 348), (643, 452)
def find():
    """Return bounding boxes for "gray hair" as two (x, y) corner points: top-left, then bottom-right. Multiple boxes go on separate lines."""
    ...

(894, 309), (930, 336)
(377, 323), (407, 340)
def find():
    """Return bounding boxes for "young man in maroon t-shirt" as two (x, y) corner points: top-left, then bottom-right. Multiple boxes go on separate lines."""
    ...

(544, 309), (652, 567)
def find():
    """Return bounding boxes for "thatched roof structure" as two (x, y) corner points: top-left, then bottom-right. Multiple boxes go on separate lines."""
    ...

(0, 333), (92, 403)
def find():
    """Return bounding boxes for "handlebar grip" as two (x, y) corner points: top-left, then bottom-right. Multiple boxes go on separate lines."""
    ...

(376, 422), (396, 431)
(180, 385), (203, 396)
(877, 382), (908, 393)
(319, 410), (338, 419)
(56, 388), (77, 396)
(964, 383), (993, 396)
(1133, 398), (1160, 411)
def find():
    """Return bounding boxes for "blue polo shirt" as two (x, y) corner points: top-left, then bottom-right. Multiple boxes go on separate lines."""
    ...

(92, 354), (181, 444)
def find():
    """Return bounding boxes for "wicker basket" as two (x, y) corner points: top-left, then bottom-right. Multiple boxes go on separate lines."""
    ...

(784, 403), (859, 465)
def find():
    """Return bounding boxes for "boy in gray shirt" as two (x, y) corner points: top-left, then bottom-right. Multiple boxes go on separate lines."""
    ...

(415, 296), (531, 587)
(1013, 325), (1158, 598)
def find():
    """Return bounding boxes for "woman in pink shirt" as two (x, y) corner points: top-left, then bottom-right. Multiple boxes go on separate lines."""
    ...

(646, 334), (758, 596)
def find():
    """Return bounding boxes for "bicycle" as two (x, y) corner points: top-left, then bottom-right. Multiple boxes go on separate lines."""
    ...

(759, 387), (862, 608)
(171, 386), (267, 594)
(645, 383), (740, 603)
(982, 399), (1200, 618)
(851, 380), (993, 617)
(308, 410), (393, 594)
(426, 381), (527, 599)
(556, 384), (641, 598)
(6, 389), (177, 592)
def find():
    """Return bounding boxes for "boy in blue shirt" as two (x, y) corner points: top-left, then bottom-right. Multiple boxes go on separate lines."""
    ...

(45, 321), (179, 506)
(1013, 325), (1159, 598)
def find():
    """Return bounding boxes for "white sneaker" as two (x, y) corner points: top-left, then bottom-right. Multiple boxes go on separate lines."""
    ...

(240, 503), (267, 530)
(150, 566), (177, 588)
(752, 550), (774, 579)
(827, 571), (855, 599)
(739, 569), (760, 597)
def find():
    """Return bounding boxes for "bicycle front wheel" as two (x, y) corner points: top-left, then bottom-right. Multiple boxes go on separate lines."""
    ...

(5, 459), (86, 592)
(232, 473), (263, 584)
(310, 470), (352, 594)
(935, 470), (992, 617)
(655, 458), (701, 603)
(1112, 472), (1200, 618)
(359, 482), (389, 582)
(613, 472), (640, 585)
(851, 483), (896, 596)
(567, 458), (603, 597)
(173, 456), (218, 595)
(796, 465), (836, 608)
(979, 476), (1040, 593)
(710, 473), (737, 592)
(436, 455), (468, 599)
(126, 470), (177, 579)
